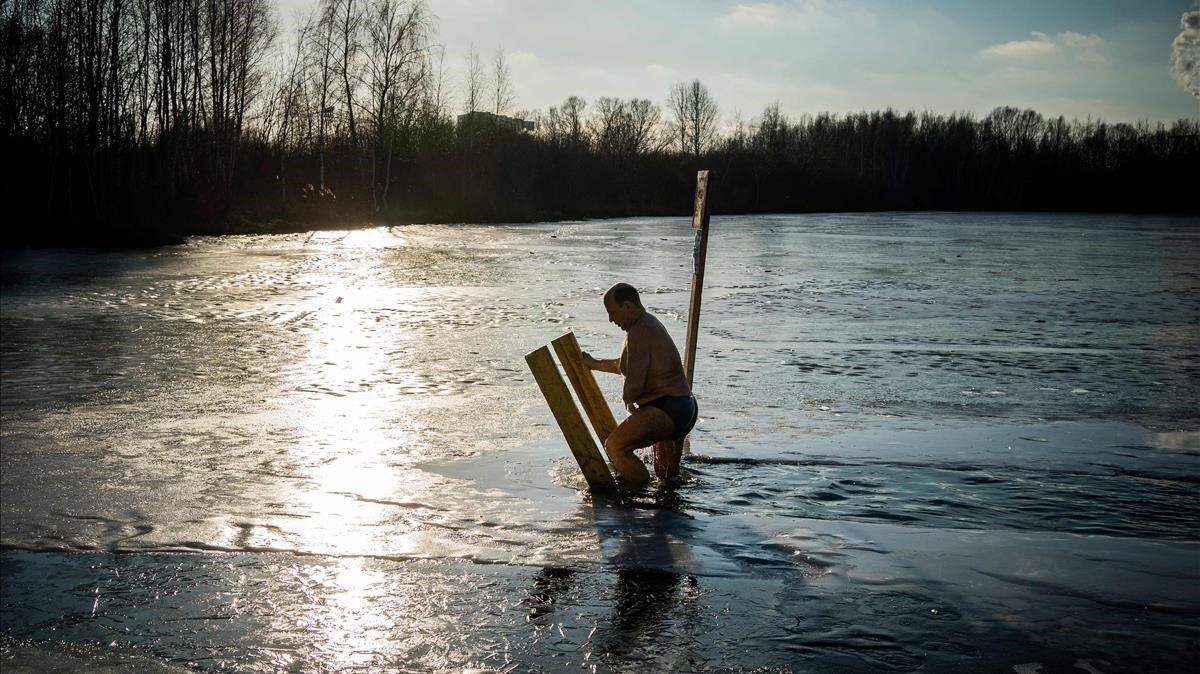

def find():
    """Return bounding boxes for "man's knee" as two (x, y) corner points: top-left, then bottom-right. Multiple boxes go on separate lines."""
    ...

(603, 435), (625, 457)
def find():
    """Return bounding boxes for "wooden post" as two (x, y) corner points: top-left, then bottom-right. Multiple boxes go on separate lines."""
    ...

(654, 171), (713, 479)
(683, 170), (712, 388)
(551, 332), (617, 443)
(525, 346), (618, 494)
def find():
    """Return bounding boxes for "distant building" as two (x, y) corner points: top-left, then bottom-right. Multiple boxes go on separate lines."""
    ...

(456, 110), (535, 132)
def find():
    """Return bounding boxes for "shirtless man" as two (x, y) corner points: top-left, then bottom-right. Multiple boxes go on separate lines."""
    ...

(582, 283), (698, 487)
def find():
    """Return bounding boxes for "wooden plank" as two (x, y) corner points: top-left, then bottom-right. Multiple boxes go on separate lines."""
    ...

(525, 346), (617, 494)
(683, 169), (712, 388)
(551, 331), (617, 443)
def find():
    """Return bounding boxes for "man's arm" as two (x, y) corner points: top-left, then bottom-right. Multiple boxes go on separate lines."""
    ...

(582, 352), (621, 375)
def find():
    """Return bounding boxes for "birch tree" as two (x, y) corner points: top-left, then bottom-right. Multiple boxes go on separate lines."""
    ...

(491, 46), (513, 116)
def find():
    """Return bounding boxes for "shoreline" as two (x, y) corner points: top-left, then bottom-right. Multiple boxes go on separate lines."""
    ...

(5, 206), (1198, 251)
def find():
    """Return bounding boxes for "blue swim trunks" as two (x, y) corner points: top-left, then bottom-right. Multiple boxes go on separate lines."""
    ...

(643, 395), (699, 439)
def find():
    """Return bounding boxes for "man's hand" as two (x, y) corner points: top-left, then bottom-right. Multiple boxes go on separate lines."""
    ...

(625, 401), (637, 414)
(581, 351), (598, 370)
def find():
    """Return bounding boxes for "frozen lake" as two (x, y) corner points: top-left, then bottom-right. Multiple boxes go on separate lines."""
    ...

(2, 212), (1198, 671)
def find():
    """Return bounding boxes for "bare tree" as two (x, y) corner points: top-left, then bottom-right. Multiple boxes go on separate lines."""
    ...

(332, 0), (361, 146)
(202, 0), (276, 195)
(754, 101), (789, 156)
(589, 96), (625, 155)
(463, 43), (482, 113)
(269, 13), (311, 205)
(589, 97), (663, 157)
(428, 44), (451, 119)
(626, 98), (663, 154)
(667, 79), (719, 157)
(363, 0), (431, 211)
(309, 0), (340, 189)
(491, 46), (513, 115)
(561, 95), (586, 148)
(541, 104), (567, 146)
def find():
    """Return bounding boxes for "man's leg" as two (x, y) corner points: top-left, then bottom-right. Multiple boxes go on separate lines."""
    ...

(652, 438), (684, 481)
(604, 407), (675, 488)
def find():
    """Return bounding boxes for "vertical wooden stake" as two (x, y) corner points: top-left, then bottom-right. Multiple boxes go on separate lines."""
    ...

(683, 170), (712, 389)
(525, 346), (618, 494)
(657, 170), (713, 477)
(551, 332), (617, 443)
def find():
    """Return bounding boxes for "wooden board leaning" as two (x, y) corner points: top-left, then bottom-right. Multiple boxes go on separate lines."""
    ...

(524, 344), (617, 494)
(551, 331), (618, 444)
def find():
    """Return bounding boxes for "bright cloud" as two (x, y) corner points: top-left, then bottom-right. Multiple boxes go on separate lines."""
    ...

(715, 1), (827, 31)
(1172, 11), (1200, 97)
(982, 31), (1106, 63)
(982, 32), (1059, 59)
(718, 3), (788, 28)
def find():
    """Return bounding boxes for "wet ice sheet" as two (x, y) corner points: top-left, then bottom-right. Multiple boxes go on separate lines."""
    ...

(3, 216), (1198, 556)
(1, 516), (1195, 672)
(2, 213), (1199, 669)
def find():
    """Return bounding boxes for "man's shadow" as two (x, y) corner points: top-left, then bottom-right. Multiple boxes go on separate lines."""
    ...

(522, 488), (714, 666)
(590, 492), (697, 573)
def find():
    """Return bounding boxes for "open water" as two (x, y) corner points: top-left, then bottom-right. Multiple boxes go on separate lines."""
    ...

(2, 213), (1198, 672)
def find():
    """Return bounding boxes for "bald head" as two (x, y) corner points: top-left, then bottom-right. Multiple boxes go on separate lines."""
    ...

(603, 282), (645, 331)
(604, 283), (641, 307)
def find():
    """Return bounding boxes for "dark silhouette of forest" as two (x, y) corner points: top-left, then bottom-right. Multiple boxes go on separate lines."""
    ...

(2, 0), (1197, 248)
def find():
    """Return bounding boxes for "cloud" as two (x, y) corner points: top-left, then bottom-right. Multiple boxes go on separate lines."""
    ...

(1059, 31), (1105, 64)
(982, 31), (1106, 64)
(982, 32), (1058, 59)
(1172, 11), (1200, 97)
(715, 1), (826, 31)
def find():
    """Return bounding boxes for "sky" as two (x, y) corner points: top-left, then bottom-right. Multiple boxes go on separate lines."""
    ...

(278, 0), (1200, 125)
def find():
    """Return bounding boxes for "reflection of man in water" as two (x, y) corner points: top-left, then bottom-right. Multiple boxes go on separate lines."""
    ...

(582, 283), (698, 487)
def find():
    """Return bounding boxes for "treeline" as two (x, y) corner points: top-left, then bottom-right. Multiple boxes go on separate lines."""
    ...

(1, 0), (1197, 247)
(718, 105), (1200, 213)
(1, 0), (277, 244)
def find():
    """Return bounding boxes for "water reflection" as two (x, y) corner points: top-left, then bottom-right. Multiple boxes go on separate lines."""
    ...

(520, 497), (709, 669)
(525, 567), (574, 622)
(315, 557), (391, 670)
(275, 230), (416, 556)
(523, 564), (702, 669)
(604, 569), (702, 666)
(267, 231), (449, 665)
